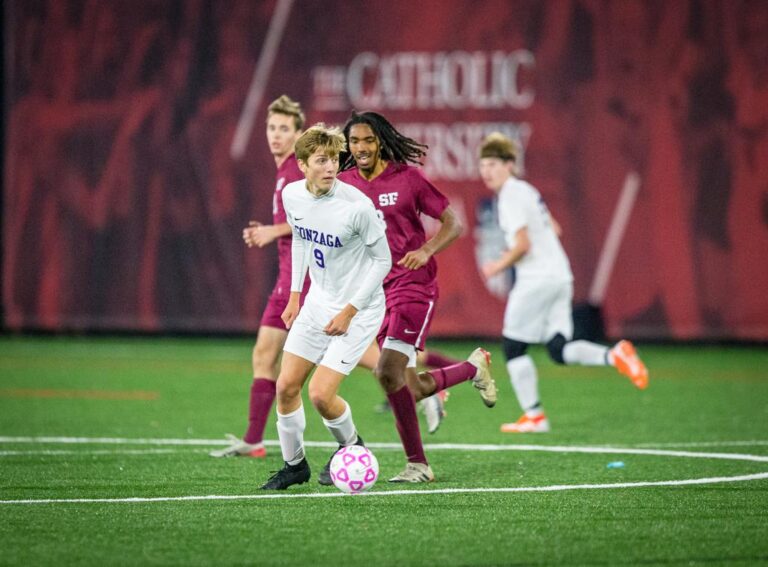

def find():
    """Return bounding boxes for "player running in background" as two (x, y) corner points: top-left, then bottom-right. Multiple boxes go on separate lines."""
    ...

(260, 124), (391, 490)
(210, 95), (315, 458)
(478, 132), (648, 433)
(330, 111), (496, 483)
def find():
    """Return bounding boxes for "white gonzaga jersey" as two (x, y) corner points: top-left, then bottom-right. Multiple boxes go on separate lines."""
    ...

(498, 177), (573, 283)
(282, 179), (388, 311)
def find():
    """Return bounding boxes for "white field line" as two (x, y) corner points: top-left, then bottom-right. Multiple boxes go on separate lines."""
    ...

(3, 472), (768, 505)
(0, 449), (187, 456)
(1, 436), (768, 463)
(634, 440), (768, 448)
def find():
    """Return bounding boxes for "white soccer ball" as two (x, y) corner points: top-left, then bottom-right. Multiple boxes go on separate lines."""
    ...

(329, 445), (379, 494)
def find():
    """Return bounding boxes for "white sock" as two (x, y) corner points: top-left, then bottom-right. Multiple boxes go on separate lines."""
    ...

(506, 355), (542, 415)
(276, 405), (306, 465)
(563, 340), (610, 366)
(322, 400), (358, 446)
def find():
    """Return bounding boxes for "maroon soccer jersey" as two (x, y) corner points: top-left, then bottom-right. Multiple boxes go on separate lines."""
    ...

(338, 162), (449, 307)
(273, 154), (304, 293)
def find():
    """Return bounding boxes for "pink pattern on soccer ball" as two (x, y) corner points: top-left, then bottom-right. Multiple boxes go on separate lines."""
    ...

(329, 445), (379, 494)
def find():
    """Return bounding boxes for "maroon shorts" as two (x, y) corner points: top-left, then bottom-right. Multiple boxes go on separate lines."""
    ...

(377, 299), (436, 351)
(259, 286), (309, 330)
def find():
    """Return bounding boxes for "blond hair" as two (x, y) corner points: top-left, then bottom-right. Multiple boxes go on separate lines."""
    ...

(295, 123), (346, 163)
(479, 132), (518, 162)
(267, 95), (305, 131)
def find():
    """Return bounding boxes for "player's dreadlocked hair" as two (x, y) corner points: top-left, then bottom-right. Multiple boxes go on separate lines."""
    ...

(339, 111), (428, 171)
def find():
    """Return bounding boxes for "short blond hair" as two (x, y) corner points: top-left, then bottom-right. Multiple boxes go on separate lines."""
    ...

(479, 132), (517, 162)
(295, 123), (346, 163)
(267, 95), (305, 131)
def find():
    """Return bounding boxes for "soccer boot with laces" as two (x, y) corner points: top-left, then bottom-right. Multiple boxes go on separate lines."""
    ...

(318, 435), (365, 486)
(208, 434), (266, 458)
(260, 458), (311, 490)
(468, 348), (497, 407)
(500, 413), (551, 433)
(420, 391), (447, 434)
(388, 462), (435, 483)
(609, 340), (649, 390)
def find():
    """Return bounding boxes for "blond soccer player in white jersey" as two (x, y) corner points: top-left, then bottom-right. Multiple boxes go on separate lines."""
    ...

(260, 124), (391, 490)
(478, 132), (649, 434)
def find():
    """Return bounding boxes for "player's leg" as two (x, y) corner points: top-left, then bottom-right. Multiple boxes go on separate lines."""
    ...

(396, 300), (496, 407)
(210, 305), (287, 458)
(499, 281), (551, 433)
(260, 351), (315, 490)
(376, 345), (434, 482)
(314, 308), (381, 485)
(543, 284), (649, 389)
(500, 338), (550, 433)
(417, 349), (459, 368)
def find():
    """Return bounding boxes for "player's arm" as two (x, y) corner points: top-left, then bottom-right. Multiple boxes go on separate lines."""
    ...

(481, 227), (530, 279)
(243, 221), (292, 248)
(282, 221), (308, 329)
(398, 206), (462, 270)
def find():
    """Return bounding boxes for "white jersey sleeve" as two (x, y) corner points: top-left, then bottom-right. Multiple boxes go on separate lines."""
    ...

(349, 204), (390, 309)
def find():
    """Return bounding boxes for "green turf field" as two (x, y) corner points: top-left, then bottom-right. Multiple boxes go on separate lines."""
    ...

(1, 336), (767, 566)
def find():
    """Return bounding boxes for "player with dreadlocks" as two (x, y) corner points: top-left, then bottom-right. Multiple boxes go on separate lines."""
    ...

(316, 111), (497, 483)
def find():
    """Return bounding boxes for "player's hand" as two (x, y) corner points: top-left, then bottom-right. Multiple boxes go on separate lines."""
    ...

(243, 221), (277, 248)
(324, 305), (358, 336)
(481, 260), (503, 280)
(397, 248), (431, 270)
(281, 294), (301, 329)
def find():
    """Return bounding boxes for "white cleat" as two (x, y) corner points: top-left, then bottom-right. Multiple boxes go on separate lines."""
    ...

(420, 394), (446, 434)
(388, 462), (435, 483)
(209, 434), (266, 458)
(468, 348), (497, 407)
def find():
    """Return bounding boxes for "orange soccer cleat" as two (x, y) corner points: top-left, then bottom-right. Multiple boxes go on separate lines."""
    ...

(610, 340), (649, 390)
(500, 413), (551, 433)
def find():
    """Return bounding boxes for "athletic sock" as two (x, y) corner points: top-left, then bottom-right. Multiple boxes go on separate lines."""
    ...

(243, 378), (276, 444)
(423, 351), (460, 368)
(276, 405), (306, 465)
(506, 355), (541, 414)
(322, 400), (358, 446)
(387, 385), (427, 465)
(429, 361), (477, 392)
(563, 341), (610, 366)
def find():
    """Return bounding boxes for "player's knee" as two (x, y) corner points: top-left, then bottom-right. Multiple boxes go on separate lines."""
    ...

(546, 333), (567, 364)
(503, 337), (529, 362)
(374, 364), (403, 394)
(252, 343), (278, 377)
(308, 389), (333, 416)
(275, 378), (302, 405)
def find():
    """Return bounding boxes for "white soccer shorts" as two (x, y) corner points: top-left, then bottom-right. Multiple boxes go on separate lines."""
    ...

(283, 299), (385, 375)
(502, 279), (574, 344)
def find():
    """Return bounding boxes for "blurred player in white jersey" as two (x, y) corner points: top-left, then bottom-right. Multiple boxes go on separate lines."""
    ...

(478, 133), (648, 433)
(261, 124), (391, 489)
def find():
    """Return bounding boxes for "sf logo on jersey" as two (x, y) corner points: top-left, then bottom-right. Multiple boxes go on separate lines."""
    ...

(378, 192), (398, 207)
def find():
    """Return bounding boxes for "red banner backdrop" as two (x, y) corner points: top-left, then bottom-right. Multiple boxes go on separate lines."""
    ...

(4, 0), (768, 340)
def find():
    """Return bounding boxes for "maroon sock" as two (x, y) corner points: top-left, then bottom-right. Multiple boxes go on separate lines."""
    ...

(424, 351), (460, 368)
(386, 385), (427, 465)
(243, 378), (276, 444)
(429, 361), (477, 393)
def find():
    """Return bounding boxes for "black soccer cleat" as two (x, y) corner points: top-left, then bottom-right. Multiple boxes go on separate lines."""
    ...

(317, 435), (365, 486)
(260, 458), (311, 490)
